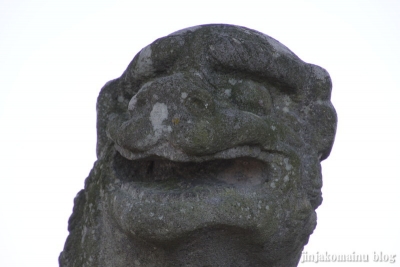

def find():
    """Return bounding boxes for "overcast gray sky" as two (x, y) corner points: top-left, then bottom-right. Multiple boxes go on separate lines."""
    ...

(1, 0), (399, 266)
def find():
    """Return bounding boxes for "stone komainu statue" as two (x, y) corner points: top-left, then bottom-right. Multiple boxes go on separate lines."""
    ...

(59, 24), (337, 267)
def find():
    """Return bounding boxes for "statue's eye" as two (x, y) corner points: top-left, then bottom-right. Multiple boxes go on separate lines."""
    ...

(231, 80), (272, 116)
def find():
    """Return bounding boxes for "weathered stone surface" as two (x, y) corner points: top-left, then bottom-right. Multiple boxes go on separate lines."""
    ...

(59, 24), (337, 267)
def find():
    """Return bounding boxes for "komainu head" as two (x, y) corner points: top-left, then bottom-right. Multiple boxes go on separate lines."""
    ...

(60, 24), (337, 267)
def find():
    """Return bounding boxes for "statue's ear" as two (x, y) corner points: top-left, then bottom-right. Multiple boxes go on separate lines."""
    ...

(306, 65), (337, 161)
(309, 101), (337, 160)
(96, 78), (125, 158)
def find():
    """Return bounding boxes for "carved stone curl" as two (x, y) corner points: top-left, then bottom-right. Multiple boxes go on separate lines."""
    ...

(60, 24), (337, 267)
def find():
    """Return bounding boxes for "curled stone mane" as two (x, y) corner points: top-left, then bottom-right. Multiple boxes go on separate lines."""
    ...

(60, 24), (337, 267)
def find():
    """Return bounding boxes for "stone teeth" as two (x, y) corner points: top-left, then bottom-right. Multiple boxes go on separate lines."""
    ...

(115, 142), (285, 165)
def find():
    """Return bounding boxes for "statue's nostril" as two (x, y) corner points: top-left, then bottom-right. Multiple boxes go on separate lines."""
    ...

(191, 97), (209, 110)
(184, 90), (215, 117)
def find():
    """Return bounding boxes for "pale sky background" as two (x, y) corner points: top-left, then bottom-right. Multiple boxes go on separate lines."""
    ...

(1, 0), (399, 266)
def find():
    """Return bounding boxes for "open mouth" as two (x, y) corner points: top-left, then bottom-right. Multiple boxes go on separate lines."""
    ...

(110, 143), (295, 192)
(113, 153), (271, 190)
(107, 145), (303, 243)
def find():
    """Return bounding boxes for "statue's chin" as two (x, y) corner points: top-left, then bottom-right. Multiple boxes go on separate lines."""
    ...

(105, 152), (315, 245)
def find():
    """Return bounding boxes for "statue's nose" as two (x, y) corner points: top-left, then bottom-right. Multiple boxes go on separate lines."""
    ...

(107, 76), (294, 157)
(171, 108), (278, 156)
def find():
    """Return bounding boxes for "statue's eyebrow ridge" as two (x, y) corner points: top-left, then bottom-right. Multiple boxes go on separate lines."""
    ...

(204, 34), (308, 94)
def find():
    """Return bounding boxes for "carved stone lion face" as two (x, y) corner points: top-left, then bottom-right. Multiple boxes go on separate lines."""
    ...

(73, 24), (336, 266)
